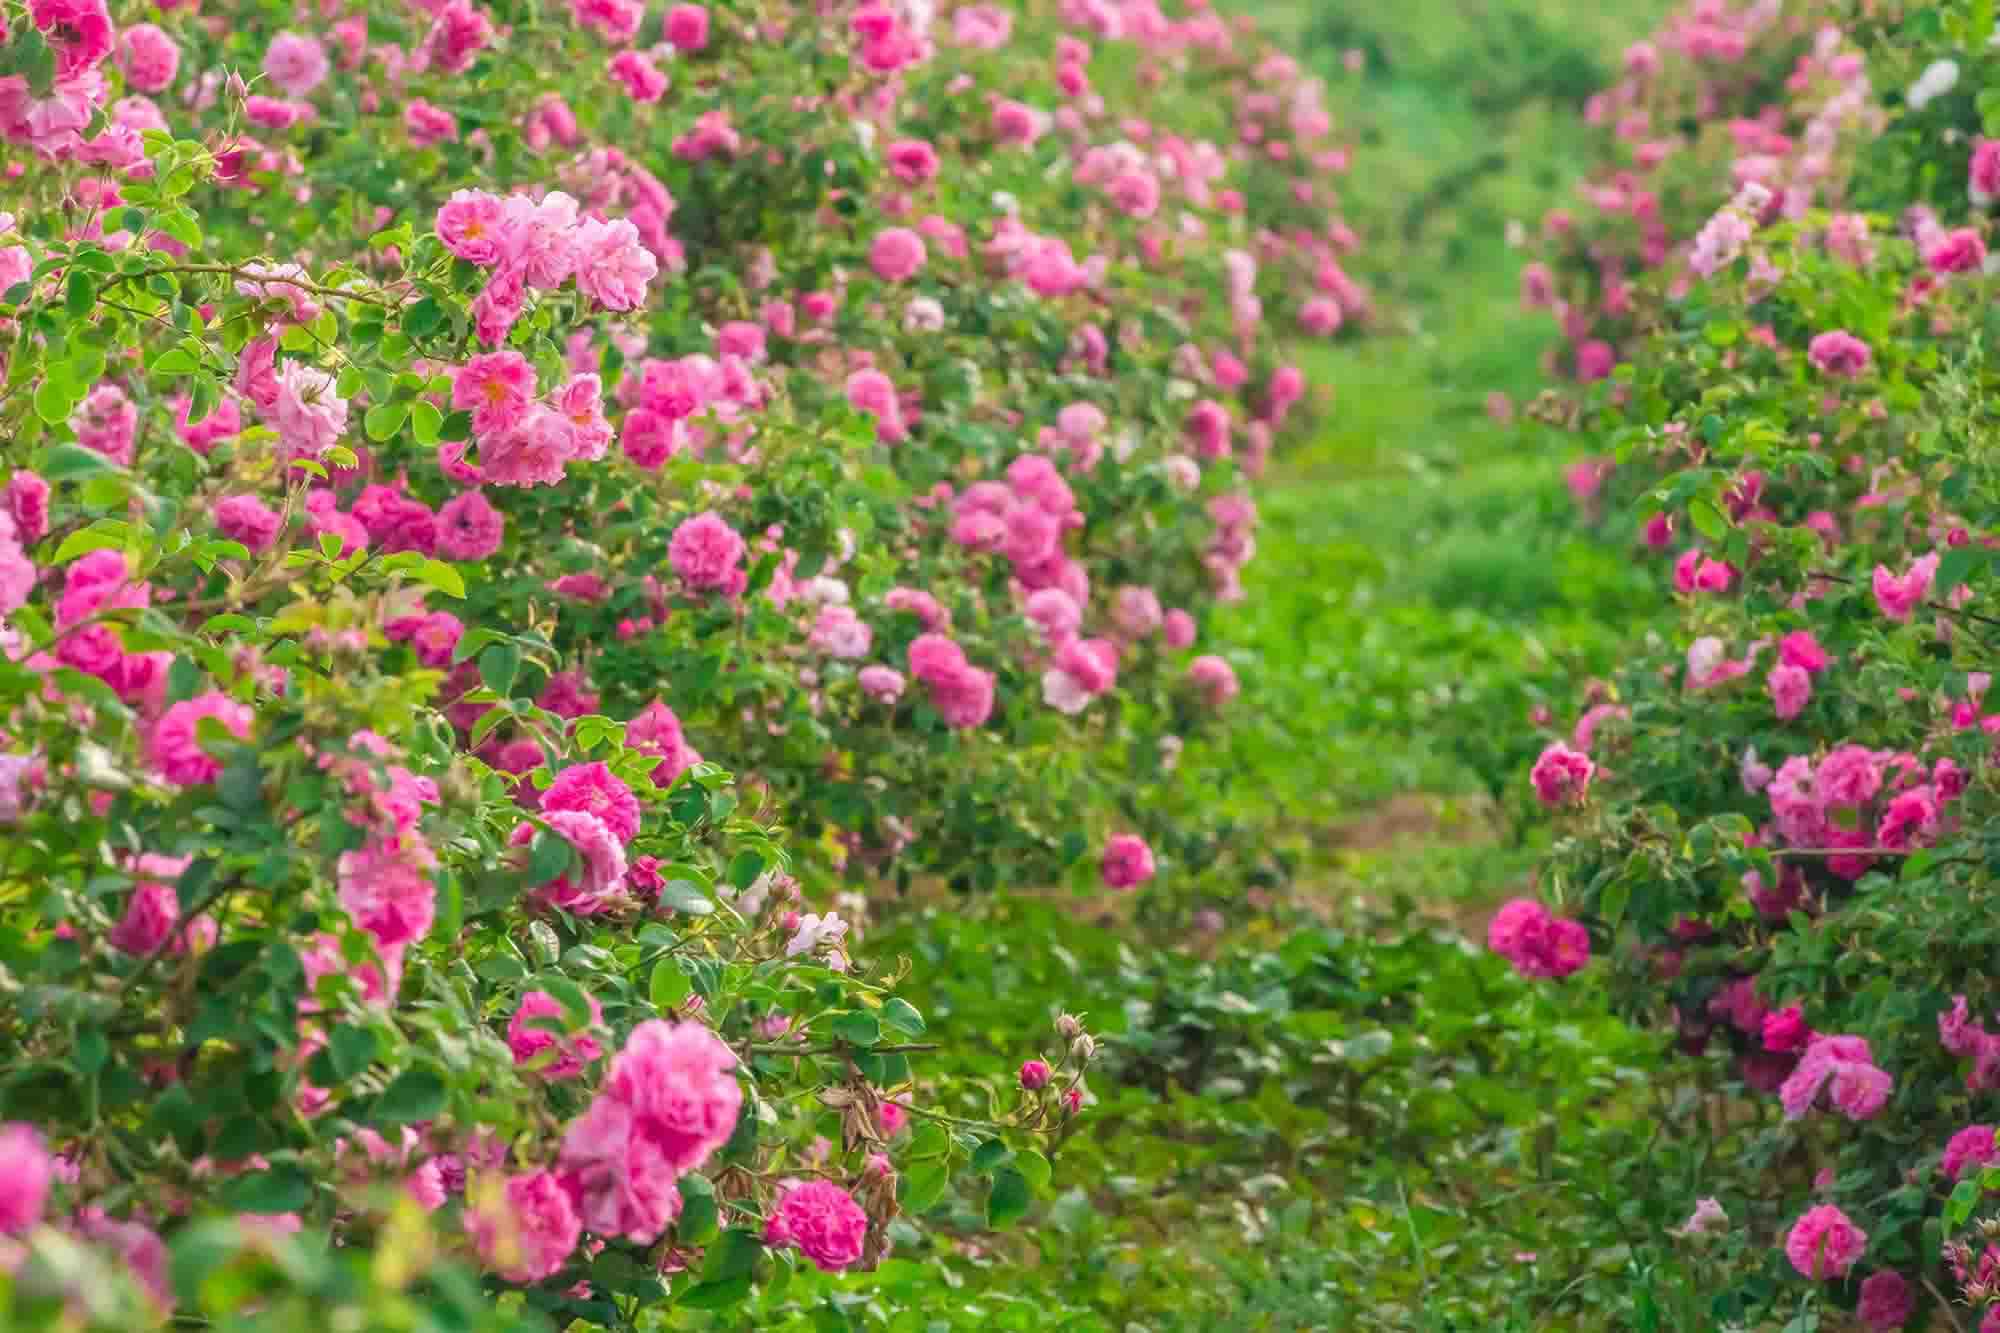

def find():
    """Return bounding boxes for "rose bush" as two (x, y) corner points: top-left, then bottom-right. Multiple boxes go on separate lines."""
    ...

(1497, 2), (2000, 1327)
(1514, 0), (1883, 392)
(0, 0), (1356, 1322)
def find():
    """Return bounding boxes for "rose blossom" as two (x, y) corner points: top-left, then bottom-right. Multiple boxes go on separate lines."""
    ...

(1784, 1204), (1866, 1279)
(1100, 834), (1155, 889)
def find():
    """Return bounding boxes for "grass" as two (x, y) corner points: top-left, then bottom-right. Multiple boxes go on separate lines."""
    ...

(1181, 0), (1672, 906)
(736, 5), (1713, 1331)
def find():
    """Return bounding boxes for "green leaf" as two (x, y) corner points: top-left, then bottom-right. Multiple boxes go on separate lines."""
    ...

(75, 1028), (108, 1075)
(218, 751), (262, 813)
(188, 376), (218, 427)
(150, 347), (201, 376)
(402, 296), (446, 336)
(970, 1137), (1009, 1173)
(219, 1164), (311, 1215)
(479, 642), (519, 696)
(526, 921), (561, 968)
(169, 1219), (248, 1307)
(880, 998), (925, 1037)
(658, 880), (715, 916)
(907, 1122), (949, 1160)
(650, 959), (692, 1010)
(899, 1161), (948, 1214)
(409, 400), (443, 445)
(1687, 497), (1727, 541)
(1013, 1149), (1052, 1192)
(528, 831), (575, 885)
(1599, 877), (1630, 931)
(65, 270), (97, 318)
(1936, 544), (1989, 597)
(829, 1010), (880, 1047)
(727, 848), (765, 891)
(700, 1228), (761, 1284)
(157, 207), (201, 249)
(370, 221), (416, 253)
(675, 1187), (719, 1245)
(677, 1276), (752, 1309)
(33, 379), (76, 425)
(363, 400), (408, 441)
(414, 558), (466, 598)
(35, 443), (120, 481)
(986, 1166), (1031, 1228)
(372, 1068), (448, 1124)
(50, 522), (132, 566)
(475, 954), (527, 983)
(537, 973), (594, 1027)
(328, 1024), (379, 1081)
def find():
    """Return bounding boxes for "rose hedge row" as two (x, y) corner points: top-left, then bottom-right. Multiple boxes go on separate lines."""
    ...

(0, 0), (1357, 1323)
(1500, 2), (2000, 1328)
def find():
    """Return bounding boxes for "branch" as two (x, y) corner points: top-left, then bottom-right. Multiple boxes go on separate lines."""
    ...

(743, 1041), (938, 1057)
(102, 262), (404, 310)
(1808, 569), (2000, 631)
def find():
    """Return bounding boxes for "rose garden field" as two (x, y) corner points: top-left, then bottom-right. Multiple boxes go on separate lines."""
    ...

(3, 0), (2000, 1329)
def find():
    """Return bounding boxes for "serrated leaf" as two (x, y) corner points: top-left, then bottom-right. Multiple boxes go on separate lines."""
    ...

(1688, 497), (1726, 541)
(658, 880), (715, 916)
(219, 1165), (311, 1215)
(537, 973), (593, 1027)
(899, 1161), (948, 1214)
(50, 522), (131, 565)
(1936, 544), (1988, 596)
(675, 1187), (719, 1244)
(880, 997), (925, 1037)
(525, 920), (561, 968)
(363, 400), (408, 441)
(650, 959), (692, 1010)
(33, 379), (76, 425)
(1949, 1176), (1981, 1228)
(677, 1276), (752, 1309)
(151, 347), (200, 376)
(829, 1010), (880, 1047)
(987, 1166), (1031, 1228)
(410, 400), (443, 444)
(65, 270), (97, 317)
(415, 558), (465, 598)
(970, 1137), (1009, 1173)
(479, 642), (519, 696)
(1599, 877), (1630, 931)
(328, 1024), (379, 1081)
(697, 1227), (761, 1288)
(36, 443), (120, 481)
(528, 831), (575, 885)
(727, 848), (765, 891)
(372, 1068), (447, 1124)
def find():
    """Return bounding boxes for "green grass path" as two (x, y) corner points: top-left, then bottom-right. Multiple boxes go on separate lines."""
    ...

(1195, 0), (1669, 907)
(861, 9), (1691, 1331)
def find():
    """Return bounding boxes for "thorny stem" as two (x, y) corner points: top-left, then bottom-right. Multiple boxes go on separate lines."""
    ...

(743, 1041), (939, 1057)
(103, 262), (405, 310)
(1772, 847), (1976, 864)
(1923, 1277), (1970, 1333)
(1807, 568), (2000, 631)
(116, 873), (240, 998)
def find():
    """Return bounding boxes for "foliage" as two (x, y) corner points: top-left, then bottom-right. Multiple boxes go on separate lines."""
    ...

(0, 0), (1363, 1322)
(874, 897), (1672, 1331)
(1505, 1), (2000, 1328)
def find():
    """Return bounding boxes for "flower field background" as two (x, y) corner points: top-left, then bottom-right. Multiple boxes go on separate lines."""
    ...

(11, 0), (2000, 1328)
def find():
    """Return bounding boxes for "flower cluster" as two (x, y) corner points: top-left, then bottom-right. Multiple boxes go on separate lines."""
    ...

(1496, 5), (2000, 1326)
(3, 0), (1363, 1312)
